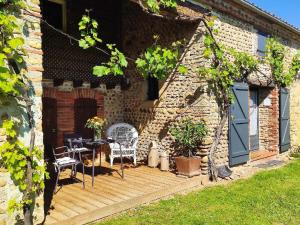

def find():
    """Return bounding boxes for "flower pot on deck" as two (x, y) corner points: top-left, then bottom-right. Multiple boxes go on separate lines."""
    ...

(175, 156), (201, 177)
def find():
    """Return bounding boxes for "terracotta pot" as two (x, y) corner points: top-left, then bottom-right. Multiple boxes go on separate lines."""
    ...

(175, 156), (201, 177)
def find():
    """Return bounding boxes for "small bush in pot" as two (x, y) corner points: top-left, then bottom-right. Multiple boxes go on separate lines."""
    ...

(170, 118), (208, 177)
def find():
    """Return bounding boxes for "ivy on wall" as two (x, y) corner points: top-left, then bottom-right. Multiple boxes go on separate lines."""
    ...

(143, 0), (185, 13)
(135, 36), (187, 79)
(266, 37), (300, 86)
(199, 17), (300, 181)
(0, 1), (48, 224)
(78, 14), (187, 79)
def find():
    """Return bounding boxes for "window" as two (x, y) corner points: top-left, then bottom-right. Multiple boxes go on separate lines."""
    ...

(147, 77), (159, 101)
(257, 31), (268, 57)
(42, 0), (67, 31)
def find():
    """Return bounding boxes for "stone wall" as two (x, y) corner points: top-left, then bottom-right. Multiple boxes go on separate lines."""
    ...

(290, 80), (300, 150)
(121, 2), (204, 162)
(121, 0), (300, 173)
(0, 0), (45, 224)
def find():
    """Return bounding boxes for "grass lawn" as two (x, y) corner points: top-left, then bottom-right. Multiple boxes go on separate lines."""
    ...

(99, 159), (300, 225)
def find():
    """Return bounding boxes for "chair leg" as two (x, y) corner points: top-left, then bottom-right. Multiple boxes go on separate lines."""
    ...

(82, 163), (85, 189)
(110, 156), (114, 167)
(74, 164), (77, 178)
(70, 165), (74, 178)
(54, 168), (61, 194)
(133, 155), (137, 166)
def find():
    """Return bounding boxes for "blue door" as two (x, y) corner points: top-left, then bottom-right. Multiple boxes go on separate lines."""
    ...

(229, 83), (250, 166)
(280, 87), (290, 153)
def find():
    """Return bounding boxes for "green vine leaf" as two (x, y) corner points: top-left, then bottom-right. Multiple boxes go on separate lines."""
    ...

(145, 0), (185, 13)
(135, 39), (184, 79)
(78, 12), (102, 49)
(92, 44), (128, 77)
(266, 37), (300, 86)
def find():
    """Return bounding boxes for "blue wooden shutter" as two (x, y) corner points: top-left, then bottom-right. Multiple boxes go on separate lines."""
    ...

(229, 83), (249, 166)
(280, 87), (290, 153)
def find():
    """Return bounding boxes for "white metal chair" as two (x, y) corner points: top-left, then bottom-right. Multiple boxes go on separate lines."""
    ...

(106, 123), (138, 167)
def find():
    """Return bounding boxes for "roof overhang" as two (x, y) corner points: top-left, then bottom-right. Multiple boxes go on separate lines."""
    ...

(187, 0), (300, 38)
(235, 0), (300, 36)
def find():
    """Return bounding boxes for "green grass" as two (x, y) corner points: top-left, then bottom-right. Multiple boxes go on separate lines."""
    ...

(98, 159), (300, 225)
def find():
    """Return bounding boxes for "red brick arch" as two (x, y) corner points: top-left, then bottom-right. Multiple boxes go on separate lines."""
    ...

(43, 87), (104, 146)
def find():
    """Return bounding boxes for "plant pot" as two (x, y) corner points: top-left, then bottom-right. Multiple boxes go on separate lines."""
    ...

(175, 156), (201, 177)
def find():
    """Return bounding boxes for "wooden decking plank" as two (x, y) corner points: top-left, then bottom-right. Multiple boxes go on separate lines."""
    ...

(128, 167), (182, 181)
(44, 215), (58, 225)
(52, 203), (79, 218)
(79, 182), (130, 201)
(91, 177), (142, 197)
(61, 187), (107, 208)
(100, 175), (158, 193)
(46, 208), (69, 221)
(56, 191), (98, 211)
(54, 198), (89, 214)
(119, 173), (165, 188)
(52, 176), (204, 225)
(45, 165), (204, 225)
(127, 169), (182, 184)
(98, 175), (149, 194)
(66, 185), (116, 205)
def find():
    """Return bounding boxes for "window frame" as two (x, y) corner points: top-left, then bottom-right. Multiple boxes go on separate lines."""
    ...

(257, 30), (269, 57)
(146, 76), (159, 101)
(47, 0), (67, 32)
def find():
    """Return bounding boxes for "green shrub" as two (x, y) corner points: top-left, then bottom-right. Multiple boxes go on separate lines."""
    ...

(169, 118), (208, 157)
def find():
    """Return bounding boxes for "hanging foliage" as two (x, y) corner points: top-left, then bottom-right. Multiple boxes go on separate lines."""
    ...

(199, 20), (258, 105)
(144, 0), (185, 13)
(0, 1), (48, 224)
(266, 37), (300, 86)
(78, 14), (128, 77)
(78, 11), (102, 49)
(0, 120), (48, 213)
(135, 36), (187, 79)
(92, 44), (128, 76)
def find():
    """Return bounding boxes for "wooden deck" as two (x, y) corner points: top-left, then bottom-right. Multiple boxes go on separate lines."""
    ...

(44, 162), (205, 225)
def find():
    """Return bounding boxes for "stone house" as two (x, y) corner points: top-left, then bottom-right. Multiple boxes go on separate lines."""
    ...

(1, 0), (300, 224)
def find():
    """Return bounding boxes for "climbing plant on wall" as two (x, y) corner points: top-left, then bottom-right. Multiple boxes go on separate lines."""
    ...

(2, 3), (300, 225)
(0, 1), (48, 224)
(143, 0), (185, 13)
(78, 13), (187, 78)
(199, 17), (300, 180)
(135, 36), (187, 79)
(266, 37), (300, 87)
(78, 6), (300, 181)
(198, 17), (260, 180)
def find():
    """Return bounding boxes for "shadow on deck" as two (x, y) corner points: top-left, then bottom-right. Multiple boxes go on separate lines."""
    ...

(43, 160), (205, 225)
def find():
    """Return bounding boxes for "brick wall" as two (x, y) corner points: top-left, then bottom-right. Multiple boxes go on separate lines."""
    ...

(251, 87), (280, 159)
(42, 80), (124, 147)
(43, 86), (104, 146)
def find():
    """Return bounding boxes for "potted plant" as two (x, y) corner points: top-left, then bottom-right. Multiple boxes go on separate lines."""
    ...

(170, 118), (208, 177)
(85, 116), (107, 141)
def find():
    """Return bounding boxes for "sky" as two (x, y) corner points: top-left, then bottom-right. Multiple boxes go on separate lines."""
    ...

(248, 0), (300, 29)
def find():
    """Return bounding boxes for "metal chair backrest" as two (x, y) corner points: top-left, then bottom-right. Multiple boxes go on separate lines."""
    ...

(63, 133), (84, 149)
(106, 123), (138, 147)
(52, 146), (72, 160)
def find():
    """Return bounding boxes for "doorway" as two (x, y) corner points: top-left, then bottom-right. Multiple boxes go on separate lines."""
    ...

(74, 98), (97, 139)
(249, 89), (259, 151)
(42, 97), (57, 161)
